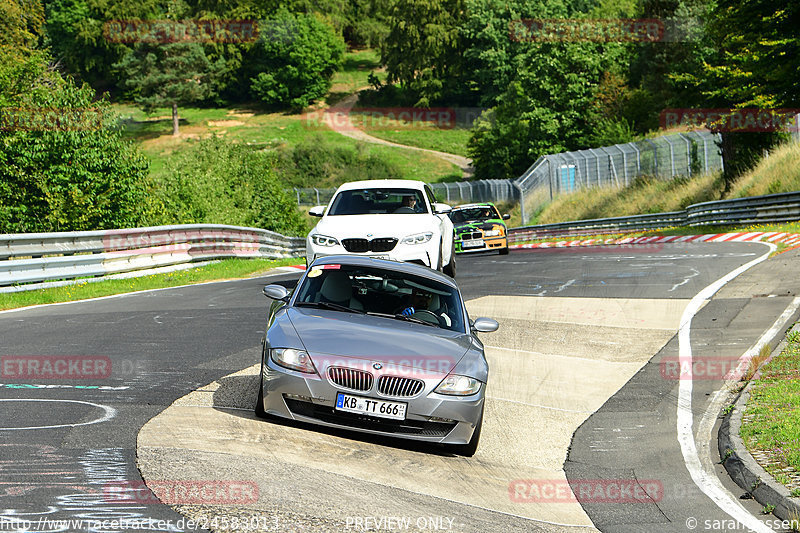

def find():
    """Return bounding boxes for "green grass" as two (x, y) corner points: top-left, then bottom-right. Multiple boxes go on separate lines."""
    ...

(113, 105), (462, 186)
(0, 257), (302, 311)
(740, 328), (800, 482)
(328, 48), (385, 102)
(535, 173), (724, 225)
(363, 128), (472, 157)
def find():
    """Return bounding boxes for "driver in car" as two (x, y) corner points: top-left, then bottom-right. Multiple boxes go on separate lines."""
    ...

(400, 289), (452, 326)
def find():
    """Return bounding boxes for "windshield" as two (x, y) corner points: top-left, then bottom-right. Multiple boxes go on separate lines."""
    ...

(327, 188), (428, 215)
(448, 206), (498, 224)
(294, 263), (465, 332)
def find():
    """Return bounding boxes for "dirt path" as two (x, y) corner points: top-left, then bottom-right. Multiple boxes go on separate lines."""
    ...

(323, 92), (475, 177)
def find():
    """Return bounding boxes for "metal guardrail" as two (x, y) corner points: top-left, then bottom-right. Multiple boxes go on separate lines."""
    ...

(0, 224), (305, 288)
(508, 191), (800, 242)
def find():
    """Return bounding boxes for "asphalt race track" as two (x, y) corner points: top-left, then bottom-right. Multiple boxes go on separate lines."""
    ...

(2, 242), (799, 533)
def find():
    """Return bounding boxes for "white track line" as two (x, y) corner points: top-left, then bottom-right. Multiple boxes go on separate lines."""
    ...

(676, 242), (780, 532)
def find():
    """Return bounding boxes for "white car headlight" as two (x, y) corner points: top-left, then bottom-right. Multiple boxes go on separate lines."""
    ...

(310, 234), (339, 247)
(484, 229), (502, 237)
(270, 348), (316, 374)
(401, 232), (433, 245)
(434, 374), (481, 396)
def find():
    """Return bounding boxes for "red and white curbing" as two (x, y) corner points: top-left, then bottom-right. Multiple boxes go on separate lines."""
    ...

(276, 233), (800, 271)
(510, 232), (800, 250)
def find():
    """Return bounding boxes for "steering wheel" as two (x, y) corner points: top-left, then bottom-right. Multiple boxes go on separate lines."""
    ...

(410, 309), (445, 326)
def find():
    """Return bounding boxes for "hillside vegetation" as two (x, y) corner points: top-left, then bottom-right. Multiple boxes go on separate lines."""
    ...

(536, 141), (800, 224)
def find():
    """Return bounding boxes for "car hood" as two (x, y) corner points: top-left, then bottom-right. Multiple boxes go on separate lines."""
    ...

(285, 307), (471, 374)
(314, 214), (438, 239)
(454, 219), (502, 230)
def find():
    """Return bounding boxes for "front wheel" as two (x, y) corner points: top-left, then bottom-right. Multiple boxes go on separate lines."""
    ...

(499, 246), (509, 255)
(255, 362), (268, 419)
(442, 248), (456, 278)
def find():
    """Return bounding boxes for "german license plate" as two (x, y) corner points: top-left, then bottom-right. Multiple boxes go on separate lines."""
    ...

(335, 393), (407, 420)
(462, 239), (484, 248)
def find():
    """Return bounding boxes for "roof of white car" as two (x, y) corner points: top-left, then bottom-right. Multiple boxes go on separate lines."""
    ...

(334, 179), (426, 192)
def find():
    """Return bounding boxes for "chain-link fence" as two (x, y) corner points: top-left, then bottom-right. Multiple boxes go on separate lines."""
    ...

(515, 131), (723, 224)
(428, 180), (518, 204)
(293, 180), (519, 207)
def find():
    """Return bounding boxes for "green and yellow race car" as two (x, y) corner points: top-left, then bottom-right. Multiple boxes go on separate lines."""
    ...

(448, 203), (510, 255)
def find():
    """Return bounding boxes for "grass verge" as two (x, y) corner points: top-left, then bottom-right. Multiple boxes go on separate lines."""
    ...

(740, 327), (800, 492)
(0, 257), (303, 311)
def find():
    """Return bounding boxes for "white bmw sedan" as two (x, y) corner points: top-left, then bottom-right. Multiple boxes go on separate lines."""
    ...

(306, 180), (456, 277)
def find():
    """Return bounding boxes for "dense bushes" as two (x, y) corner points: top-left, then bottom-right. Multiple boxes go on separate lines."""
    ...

(275, 136), (400, 188)
(0, 52), (149, 233)
(146, 137), (306, 236)
(245, 11), (345, 109)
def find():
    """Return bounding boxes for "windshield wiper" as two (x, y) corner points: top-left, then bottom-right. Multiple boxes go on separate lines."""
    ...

(295, 301), (364, 314)
(391, 313), (437, 327)
(364, 311), (438, 327)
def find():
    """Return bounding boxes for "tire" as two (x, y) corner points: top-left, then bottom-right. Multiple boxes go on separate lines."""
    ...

(451, 408), (483, 457)
(254, 363), (268, 419)
(442, 245), (456, 278)
(499, 246), (509, 255)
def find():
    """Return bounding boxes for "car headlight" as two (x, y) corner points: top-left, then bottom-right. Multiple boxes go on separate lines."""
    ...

(484, 229), (502, 237)
(310, 234), (339, 247)
(401, 232), (433, 245)
(270, 348), (316, 373)
(434, 374), (482, 396)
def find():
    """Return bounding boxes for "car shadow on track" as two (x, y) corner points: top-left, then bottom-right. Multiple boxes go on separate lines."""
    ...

(211, 372), (460, 458)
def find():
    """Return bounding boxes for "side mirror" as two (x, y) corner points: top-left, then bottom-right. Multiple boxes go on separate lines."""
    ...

(471, 317), (499, 333)
(502, 213), (510, 220)
(309, 205), (326, 217)
(263, 284), (290, 301)
(433, 203), (452, 214)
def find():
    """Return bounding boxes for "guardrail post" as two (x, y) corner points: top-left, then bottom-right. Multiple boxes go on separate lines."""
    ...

(615, 145), (628, 185)
(513, 181), (526, 225)
(646, 139), (659, 177)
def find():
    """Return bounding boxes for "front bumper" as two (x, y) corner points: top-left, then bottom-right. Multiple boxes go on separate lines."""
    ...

(258, 356), (483, 445)
(306, 240), (438, 268)
(454, 236), (508, 253)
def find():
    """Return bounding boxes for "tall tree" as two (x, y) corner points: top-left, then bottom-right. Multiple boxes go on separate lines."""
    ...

(115, 41), (224, 135)
(381, 0), (466, 106)
(1, 0), (45, 51)
(244, 10), (344, 110)
(682, 0), (799, 187)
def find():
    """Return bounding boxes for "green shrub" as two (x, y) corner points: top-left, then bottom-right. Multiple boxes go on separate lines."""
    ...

(246, 10), (345, 109)
(274, 136), (400, 188)
(146, 137), (306, 236)
(0, 51), (149, 233)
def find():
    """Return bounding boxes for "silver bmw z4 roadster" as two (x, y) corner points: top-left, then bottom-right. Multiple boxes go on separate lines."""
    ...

(256, 255), (498, 456)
